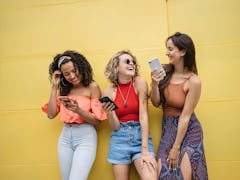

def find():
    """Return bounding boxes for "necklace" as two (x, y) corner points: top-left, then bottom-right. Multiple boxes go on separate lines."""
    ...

(117, 81), (132, 108)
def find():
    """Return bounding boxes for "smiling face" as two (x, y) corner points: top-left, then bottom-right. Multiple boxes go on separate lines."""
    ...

(166, 38), (185, 65)
(117, 53), (136, 77)
(61, 61), (81, 86)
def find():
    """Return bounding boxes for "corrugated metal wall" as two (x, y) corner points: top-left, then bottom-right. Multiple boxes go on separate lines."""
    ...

(0, 0), (239, 179)
(166, 1), (240, 179)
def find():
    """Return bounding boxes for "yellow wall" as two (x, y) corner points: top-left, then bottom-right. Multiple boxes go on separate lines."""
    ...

(166, 1), (240, 179)
(0, 0), (239, 179)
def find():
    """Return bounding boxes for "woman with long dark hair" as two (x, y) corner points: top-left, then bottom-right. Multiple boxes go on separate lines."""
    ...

(150, 33), (208, 180)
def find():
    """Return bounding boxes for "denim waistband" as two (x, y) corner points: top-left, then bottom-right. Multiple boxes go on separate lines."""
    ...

(120, 121), (140, 127)
(64, 122), (93, 128)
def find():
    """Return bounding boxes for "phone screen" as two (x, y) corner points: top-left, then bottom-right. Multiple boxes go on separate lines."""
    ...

(148, 58), (166, 78)
(148, 58), (163, 70)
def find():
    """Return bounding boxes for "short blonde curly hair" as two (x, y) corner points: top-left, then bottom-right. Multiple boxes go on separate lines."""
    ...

(104, 50), (139, 86)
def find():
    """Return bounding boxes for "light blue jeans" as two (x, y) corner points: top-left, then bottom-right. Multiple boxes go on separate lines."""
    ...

(108, 121), (155, 164)
(58, 123), (97, 180)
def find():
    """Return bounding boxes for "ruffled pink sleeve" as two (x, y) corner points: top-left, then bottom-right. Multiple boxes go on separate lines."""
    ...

(90, 98), (107, 121)
(41, 99), (60, 114)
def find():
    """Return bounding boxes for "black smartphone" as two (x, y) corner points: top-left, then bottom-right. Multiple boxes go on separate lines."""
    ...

(99, 96), (118, 110)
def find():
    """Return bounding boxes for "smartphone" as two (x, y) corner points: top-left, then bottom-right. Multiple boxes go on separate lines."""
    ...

(148, 58), (166, 78)
(58, 96), (71, 102)
(99, 96), (118, 110)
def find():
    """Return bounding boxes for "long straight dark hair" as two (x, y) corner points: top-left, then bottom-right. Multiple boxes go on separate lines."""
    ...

(159, 32), (197, 105)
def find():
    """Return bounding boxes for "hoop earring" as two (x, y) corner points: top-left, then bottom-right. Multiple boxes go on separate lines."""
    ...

(61, 77), (67, 87)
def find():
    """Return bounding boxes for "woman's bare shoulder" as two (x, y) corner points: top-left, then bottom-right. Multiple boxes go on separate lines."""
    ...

(189, 74), (201, 85)
(134, 76), (147, 85)
(102, 85), (116, 97)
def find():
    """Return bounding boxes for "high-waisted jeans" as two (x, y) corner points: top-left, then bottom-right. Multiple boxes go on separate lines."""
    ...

(58, 123), (97, 180)
(107, 121), (155, 164)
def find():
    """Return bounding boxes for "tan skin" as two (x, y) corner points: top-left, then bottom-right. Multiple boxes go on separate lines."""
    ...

(101, 53), (157, 180)
(150, 39), (201, 180)
(47, 60), (101, 125)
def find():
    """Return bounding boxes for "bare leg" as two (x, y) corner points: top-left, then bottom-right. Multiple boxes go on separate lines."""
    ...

(134, 158), (157, 180)
(157, 158), (162, 178)
(113, 164), (131, 180)
(180, 153), (192, 180)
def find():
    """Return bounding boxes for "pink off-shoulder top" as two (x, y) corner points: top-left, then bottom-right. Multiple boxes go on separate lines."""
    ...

(42, 95), (107, 124)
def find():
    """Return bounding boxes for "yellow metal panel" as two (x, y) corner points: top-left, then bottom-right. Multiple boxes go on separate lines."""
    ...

(0, 0), (168, 179)
(1, 0), (240, 179)
(166, 0), (240, 179)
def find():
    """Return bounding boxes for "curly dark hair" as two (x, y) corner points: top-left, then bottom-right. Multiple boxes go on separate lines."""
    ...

(48, 50), (93, 95)
(159, 32), (197, 105)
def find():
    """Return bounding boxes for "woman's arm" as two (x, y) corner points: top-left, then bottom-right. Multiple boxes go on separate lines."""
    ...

(136, 77), (157, 169)
(150, 69), (164, 107)
(47, 70), (61, 119)
(136, 77), (150, 154)
(168, 76), (201, 168)
(101, 87), (120, 130)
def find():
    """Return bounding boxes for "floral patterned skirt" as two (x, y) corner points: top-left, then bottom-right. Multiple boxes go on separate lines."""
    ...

(157, 113), (208, 180)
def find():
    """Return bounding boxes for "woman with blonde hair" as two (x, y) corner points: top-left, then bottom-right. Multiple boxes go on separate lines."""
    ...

(101, 50), (157, 180)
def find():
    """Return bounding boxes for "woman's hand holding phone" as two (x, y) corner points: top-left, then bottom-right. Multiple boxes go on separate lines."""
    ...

(59, 96), (76, 109)
(99, 96), (118, 112)
(58, 96), (81, 114)
(148, 58), (166, 79)
(149, 58), (166, 85)
(58, 96), (70, 102)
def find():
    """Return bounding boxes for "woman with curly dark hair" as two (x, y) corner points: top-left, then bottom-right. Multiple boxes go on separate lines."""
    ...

(150, 32), (208, 180)
(42, 50), (106, 180)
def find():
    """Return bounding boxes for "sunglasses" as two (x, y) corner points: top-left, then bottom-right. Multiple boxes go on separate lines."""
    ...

(124, 58), (136, 65)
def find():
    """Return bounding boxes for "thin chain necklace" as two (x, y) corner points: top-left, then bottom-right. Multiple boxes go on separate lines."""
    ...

(117, 80), (132, 108)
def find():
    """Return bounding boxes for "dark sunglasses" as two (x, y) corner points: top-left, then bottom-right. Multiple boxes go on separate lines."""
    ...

(124, 58), (136, 65)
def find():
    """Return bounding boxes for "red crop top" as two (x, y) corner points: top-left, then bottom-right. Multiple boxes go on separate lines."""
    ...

(114, 81), (139, 122)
